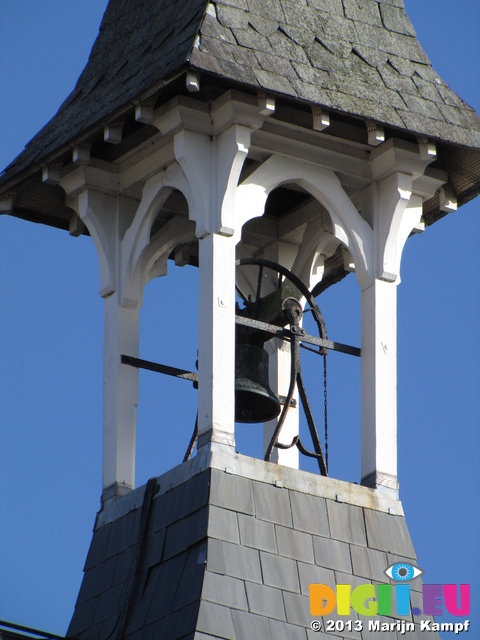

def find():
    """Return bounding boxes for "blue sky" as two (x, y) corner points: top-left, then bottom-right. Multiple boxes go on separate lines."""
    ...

(0, 0), (479, 635)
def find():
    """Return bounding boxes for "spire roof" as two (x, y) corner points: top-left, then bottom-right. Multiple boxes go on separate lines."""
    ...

(1, 0), (479, 217)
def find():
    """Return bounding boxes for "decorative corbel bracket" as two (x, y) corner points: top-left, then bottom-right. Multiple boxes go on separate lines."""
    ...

(376, 172), (416, 282)
(173, 125), (250, 238)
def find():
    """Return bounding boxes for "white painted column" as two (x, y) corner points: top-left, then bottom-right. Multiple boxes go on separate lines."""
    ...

(172, 122), (250, 454)
(358, 166), (425, 495)
(197, 232), (236, 451)
(264, 339), (299, 468)
(360, 278), (398, 492)
(102, 295), (140, 498)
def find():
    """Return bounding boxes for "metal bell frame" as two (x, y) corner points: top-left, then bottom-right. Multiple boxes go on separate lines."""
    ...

(121, 259), (360, 475)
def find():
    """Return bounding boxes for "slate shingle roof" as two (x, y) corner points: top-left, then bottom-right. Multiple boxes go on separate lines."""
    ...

(192, 0), (480, 148)
(1, 0), (479, 192)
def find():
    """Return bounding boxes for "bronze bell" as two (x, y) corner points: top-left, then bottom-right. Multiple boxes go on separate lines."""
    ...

(235, 343), (281, 423)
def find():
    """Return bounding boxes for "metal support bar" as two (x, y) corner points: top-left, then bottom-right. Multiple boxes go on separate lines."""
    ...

(0, 620), (69, 640)
(121, 355), (198, 383)
(235, 315), (361, 357)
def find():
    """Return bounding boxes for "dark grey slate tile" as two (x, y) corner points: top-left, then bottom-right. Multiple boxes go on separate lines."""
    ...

(297, 562), (335, 597)
(231, 609), (274, 639)
(124, 593), (152, 635)
(282, 2), (317, 30)
(252, 481), (293, 526)
(364, 510), (416, 558)
(276, 525), (314, 563)
(76, 556), (117, 605)
(210, 469), (254, 515)
(217, 4), (249, 29)
(208, 505), (239, 544)
(437, 102), (473, 128)
(232, 25), (274, 54)
(245, 581), (286, 620)
(232, 45), (258, 67)
(218, 0), (248, 8)
(201, 14), (237, 44)
(163, 507), (208, 560)
(400, 93), (444, 121)
(326, 501), (366, 546)
(248, 0), (285, 21)
(353, 43), (389, 67)
(379, 3), (416, 37)
(208, 538), (263, 583)
(269, 617), (309, 640)
(288, 77), (324, 103)
(306, 630), (341, 640)
(312, 536), (352, 574)
(267, 30), (311, 64)
(238, 513), (277, 553)
(76, 620), (105, 640)
(171, 546), (206, 611)
(160, 602), (200, 640)
(249, 13), (280, 36)
(436, 83), (469, 109)
(254, 51), (298, 80)
(388, 31), (430, 65)
(290, 490), (329, 537)
(324, 0), (345, 15)
(252, 67), (296, 95)
(196, 601), (235, 638)
(282, 590), (311, 627)
(412, 76), (441, 102)
(105, 511), (138, 558)
(206, 538), (226, 576)
(378, 63), (420, 95)
(260, 551), (299, 593)
(343, 0), (382, 27)
(350, 544), (388, 582)
(291, 60), (329, 85)
(84, 524), (111, 571)
(138, 527), (166, 572)
(67, 597), (98, 636)
(178, 471), (210, 519)
(147, 483), (185, 534)
(112, 546), (135, 586)
(332, 570), (365, 590)
(202, 571), (248, 610)
(93, 582), (123, 624)
(201, 39), (236, 65)
(144, 552), (188, 624)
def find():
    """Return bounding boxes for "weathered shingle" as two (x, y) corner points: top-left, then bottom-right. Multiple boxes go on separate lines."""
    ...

(1, 0), (479, 199)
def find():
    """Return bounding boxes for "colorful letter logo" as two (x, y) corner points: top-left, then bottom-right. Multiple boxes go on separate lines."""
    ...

(309, 563), (470, 617)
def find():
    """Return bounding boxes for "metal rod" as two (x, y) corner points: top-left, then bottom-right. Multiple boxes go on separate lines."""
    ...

(184, 414), (198, 462)
(121, 355), (198, 382)
(0, 620), (68, 640)
(234, 315), (361, 357)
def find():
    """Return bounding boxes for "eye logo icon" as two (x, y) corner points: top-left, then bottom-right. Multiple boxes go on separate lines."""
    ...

(385, 562), (423, 582)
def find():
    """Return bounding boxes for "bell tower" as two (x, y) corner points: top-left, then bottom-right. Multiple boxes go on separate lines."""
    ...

(1, 0), (478, 637)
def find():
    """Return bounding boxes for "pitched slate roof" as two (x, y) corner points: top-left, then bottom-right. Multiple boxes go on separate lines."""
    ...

(1, 0), (479, 192)
(192, 0), (480, 148)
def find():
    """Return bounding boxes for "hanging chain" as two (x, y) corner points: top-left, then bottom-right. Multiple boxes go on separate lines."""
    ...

(323, 353), (328, 473)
